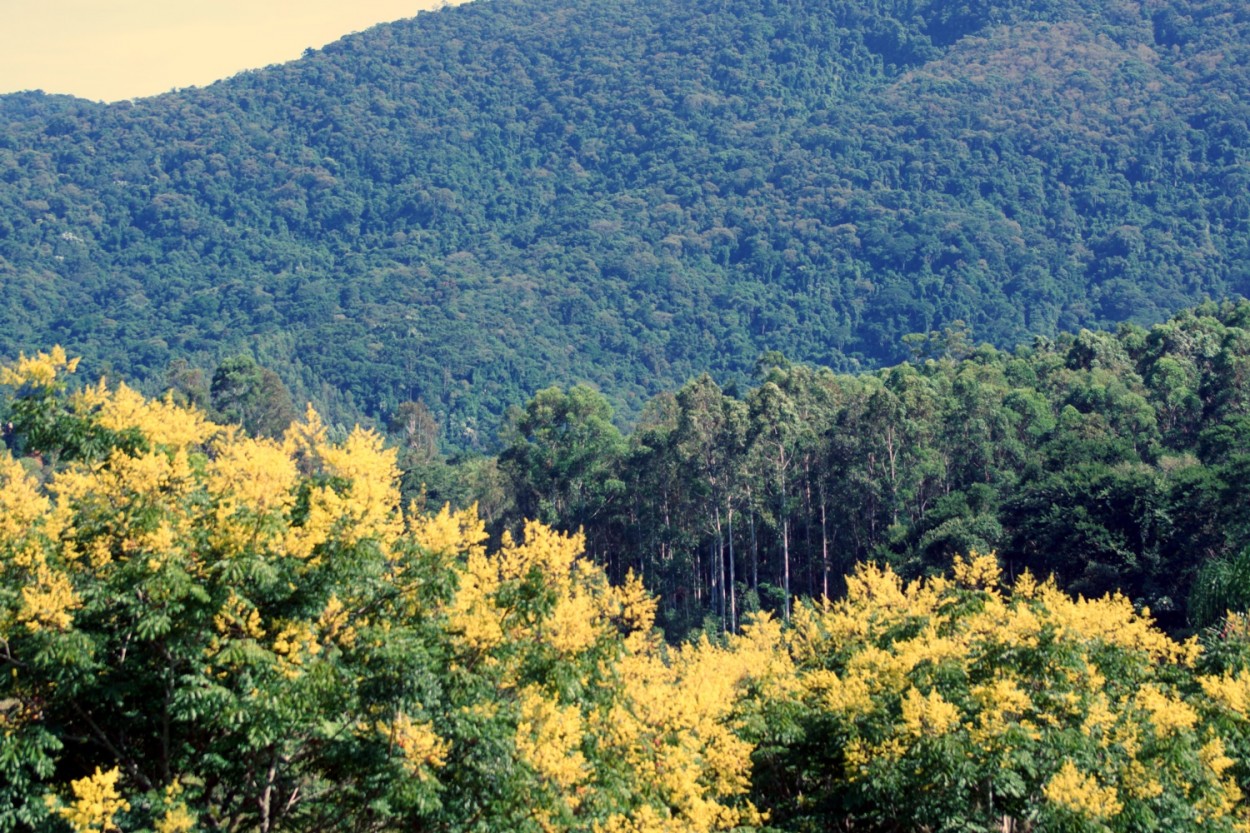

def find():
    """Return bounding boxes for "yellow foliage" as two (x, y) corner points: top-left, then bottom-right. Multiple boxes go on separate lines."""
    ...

(1038, 583), (1200, 666)
(154, 783), (196, 833)
(900, 687), (961, 739)
(1200, 671), (1250, 716)
(0, 453), (53, 542)
(272, 621), (322, 678)
(76, 380), (215, 448)
(318, 593), (358, 648)
(208, 433), (297, 518)
(409, 502), (487, 558)
(447, 549), (506, 652)
(47, 766), (130, 833)
(18, 560), (80, 633)
(387, 711), (450, 779)
(154, 803), (196, 833)
(516, 687), (588, 798)
(0, 346), (78, 387)
(316, 426), (403, 546)
(1135, 684), (1199, 737)
(612, 569), (657, 635)
(548, 580), (603, 655)
(1043, 759), (1122, 820)
(213, 590), (265, 640)
(951, 549), (1002, 591)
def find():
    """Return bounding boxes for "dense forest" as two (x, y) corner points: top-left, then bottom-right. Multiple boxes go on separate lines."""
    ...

(385, 300), (1250, 640)
(6, 348), (1250, 833)
(3, 0), (1250, 441)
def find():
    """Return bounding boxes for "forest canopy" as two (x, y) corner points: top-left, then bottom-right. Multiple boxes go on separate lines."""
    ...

(2, 0), (1249, 440)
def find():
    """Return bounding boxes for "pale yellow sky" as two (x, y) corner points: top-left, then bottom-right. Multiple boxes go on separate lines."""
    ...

(0, 0), (462, 102)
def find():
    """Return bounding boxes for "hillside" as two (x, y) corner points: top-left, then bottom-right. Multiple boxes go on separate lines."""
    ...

(2, 0), (1249, 444)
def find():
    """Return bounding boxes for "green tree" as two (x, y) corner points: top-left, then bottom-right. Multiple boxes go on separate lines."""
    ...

(210, 355), (299, 439)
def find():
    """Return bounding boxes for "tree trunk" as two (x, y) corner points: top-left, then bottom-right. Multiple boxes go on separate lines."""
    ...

(820, 498), (829, 601)
(727, 502), (737, 632)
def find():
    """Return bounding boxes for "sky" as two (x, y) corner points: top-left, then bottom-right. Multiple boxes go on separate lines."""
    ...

(0, 0), (462, 102)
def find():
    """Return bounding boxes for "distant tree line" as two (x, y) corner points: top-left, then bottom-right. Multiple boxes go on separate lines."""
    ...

(466, 301), (1250, 637)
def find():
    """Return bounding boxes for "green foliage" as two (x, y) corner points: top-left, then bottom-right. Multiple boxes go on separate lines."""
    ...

(10, 349), (1250, 830)
(741, 556), (1245, 833)
(209, 354), (299, 438)
(488, 302), (1250, 638)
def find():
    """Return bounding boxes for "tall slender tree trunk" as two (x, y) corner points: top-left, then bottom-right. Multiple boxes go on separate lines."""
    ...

(727, 502), (737, 632)
(780, 467), (790, 622)
(715, 505), (726, 632)
(747, 484), (759, 593)
(820, 498), (829, 601)
(782, 514), (791, 622)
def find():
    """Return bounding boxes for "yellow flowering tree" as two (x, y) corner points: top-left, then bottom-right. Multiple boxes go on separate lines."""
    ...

(0, 350), (760, 833)
(744, 552), (1250, 832)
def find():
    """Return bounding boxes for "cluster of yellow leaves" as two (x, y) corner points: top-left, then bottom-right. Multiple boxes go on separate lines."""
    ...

(1044, 759), (1122, 820)
(516, 687), (588, 798)
(76, 380), (214, 448)
(775, 552), (1249, 829)
(384, 711), (451, 780)
(153, 783), (196, 833)
(0, 346), (78, 387)
(595, 637), (762, 832)
(0, 455), (79, 634)
(424, 504), (759, 832)
(46, 767), (129, 833)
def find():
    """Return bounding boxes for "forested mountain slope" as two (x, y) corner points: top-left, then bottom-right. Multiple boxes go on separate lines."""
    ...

(2, 0), (1248, 443)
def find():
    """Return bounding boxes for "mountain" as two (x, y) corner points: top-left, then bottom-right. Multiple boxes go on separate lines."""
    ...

(2, 0), (1249, 446)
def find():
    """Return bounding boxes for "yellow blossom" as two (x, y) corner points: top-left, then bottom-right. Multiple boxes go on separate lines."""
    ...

(409, 502), (487, 557)
(1200, 671), (1250, 716)
(387, 711), (450, 779)
(208, 433), (297, 518)
(0, 346), (78, 387)
(613, 569), (657, 634)
(515, 687), (588, 798)
(1044, 760), (1121, 820)
(75, 379), (215, 448)
(952, 550), (1001, 590)
(19, 560), (80, 632)
(318, 593), (358, 647)
(0, 453), (53, 541)
(900, 687), (961, 738)
(1135, 684), (1198, 737)
(213, 590), (264, 640)
(155, 803), (195, 833)
(48, 766), (130, 833)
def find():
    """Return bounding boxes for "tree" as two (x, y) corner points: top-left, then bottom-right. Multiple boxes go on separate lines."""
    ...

(674, 375), (748, 632)
(0, 350), (762, 833)
(747, 380), (801, 621)
(210, 354), (299, 439)
(498, 385), (627, 568)
(746, 554), (1249, 833)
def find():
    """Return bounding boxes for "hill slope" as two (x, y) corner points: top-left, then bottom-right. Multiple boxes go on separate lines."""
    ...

(1, 0), (1249, 444)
